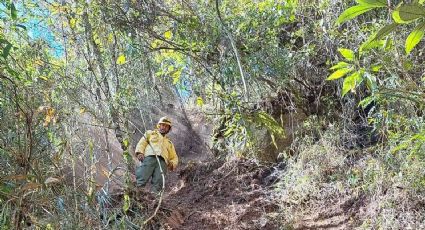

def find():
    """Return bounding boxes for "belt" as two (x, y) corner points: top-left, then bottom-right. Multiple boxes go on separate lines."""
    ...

(146, 155), (165, 161)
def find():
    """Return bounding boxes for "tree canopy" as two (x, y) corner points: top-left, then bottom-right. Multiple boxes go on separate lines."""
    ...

(0, 0), (423, 228)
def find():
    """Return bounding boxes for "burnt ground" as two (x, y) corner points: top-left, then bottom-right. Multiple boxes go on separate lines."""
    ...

(124, 152), (282, 230)
(162, 158), (281, 230)
(119, 140), (372, 230)
(123, 153), (368, 230)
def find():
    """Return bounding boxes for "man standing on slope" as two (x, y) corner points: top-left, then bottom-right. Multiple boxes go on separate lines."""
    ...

(135, 117), (178, 193)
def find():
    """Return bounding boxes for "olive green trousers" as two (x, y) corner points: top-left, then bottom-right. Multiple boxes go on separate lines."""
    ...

(135, 156), (166, 193)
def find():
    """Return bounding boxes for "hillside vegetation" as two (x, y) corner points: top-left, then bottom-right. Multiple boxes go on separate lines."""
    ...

(0, 0), (424, 229)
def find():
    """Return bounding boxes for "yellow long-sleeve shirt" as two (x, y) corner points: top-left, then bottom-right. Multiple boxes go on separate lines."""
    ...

(135, 130), (178, 168)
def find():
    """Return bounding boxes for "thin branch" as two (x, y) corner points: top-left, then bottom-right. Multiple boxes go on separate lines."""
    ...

(215, 0), (249, 102)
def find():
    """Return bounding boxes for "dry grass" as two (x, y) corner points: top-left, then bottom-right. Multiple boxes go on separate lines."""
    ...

(273, 123), (425, 229)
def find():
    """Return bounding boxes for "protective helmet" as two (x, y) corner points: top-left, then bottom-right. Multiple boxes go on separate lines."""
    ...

(158, 116), (172, 127)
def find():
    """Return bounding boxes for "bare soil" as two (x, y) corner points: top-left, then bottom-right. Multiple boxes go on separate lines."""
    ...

(163, 158), (281, 230)
(127, 155), (282, 230)
(125, 153), (369, 230)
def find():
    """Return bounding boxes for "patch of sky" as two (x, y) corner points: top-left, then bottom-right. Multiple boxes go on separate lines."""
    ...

(175, 58), (192, 102)
(26, 18), (64, 57)
(15, 1), (64, 57)
(176, 74), (191, 102)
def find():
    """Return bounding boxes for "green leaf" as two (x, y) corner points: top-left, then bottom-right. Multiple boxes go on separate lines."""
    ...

(224, 126), (235, 137)
(2, 43), (12, 58)
(337, 5), (376, 25)
(358, 96), (374, 108)
(384, 37), (394, 50)
(6, 66), (19, 78)
(405, 22), (425, 54)
(327, 68), (352, 80)
(172, 70), (181, 84)
(70, 18), (77, 29)
(356, 0), (387, 7)
(164, 31), (173, 39)
(38, 76), (49, 81)
(0, 182), (15, 195)
(361, 41), (381, 52)
(374, 23), (398, 39)
(10, 3), (17, 20)
(361, 23), (399, 50)
(371, 64), (382, 72)
(403, 60), (414, 70)
(364, 72), (377, 91)
(338, 48), (355, 61)
(196, 96), (204, 106)
(15, 24), (26, 30)
(252, 111), (285, 136)
(123, 151), (131, 162)
(330, 61), (349, 70)
(342, 71), (363, 96)
(395, 4), (425, 22)
(271, 133), (278, 149)
(392, 10), (408, 24)
(361, 40), (384, 52)
(116, 54), (126, 65)
(123, 194), (130, 212)
(0, 39), (9, 45)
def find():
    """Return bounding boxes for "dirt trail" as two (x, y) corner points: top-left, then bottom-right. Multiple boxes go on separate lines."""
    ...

(127, 150), (366, 230)
(136, 149), (281, 229)
(157, 153), (365, 230)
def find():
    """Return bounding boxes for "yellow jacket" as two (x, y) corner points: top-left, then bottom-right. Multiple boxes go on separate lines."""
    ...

(135, 130), (178, 168)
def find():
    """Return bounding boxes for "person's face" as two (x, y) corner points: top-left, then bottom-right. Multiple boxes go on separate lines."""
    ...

(158, 123), (171, 134)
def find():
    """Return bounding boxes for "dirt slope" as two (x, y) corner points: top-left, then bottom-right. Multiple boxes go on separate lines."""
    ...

(163, 158), (282, 230)
(124, 153), (377, 230)
(138, 155), (378, 230)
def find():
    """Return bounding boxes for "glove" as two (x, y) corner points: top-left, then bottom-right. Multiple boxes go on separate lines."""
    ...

(168, 164), (176, 171)
(136, 152), (144, 161)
